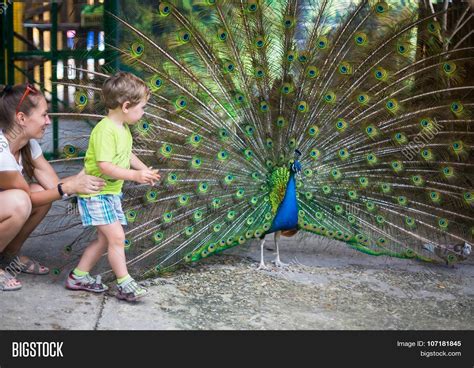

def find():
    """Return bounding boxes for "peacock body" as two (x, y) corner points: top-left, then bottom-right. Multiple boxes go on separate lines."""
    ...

(55, 0), (473, 275)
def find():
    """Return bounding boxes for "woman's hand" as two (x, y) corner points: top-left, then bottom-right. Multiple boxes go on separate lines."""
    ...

(63, 170), (106, 195)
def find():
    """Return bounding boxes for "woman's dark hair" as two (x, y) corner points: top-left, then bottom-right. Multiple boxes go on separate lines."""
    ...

(0, 84), (43, 179)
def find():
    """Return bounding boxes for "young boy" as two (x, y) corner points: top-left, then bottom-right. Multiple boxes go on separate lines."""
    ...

(66, 72), (160, 302)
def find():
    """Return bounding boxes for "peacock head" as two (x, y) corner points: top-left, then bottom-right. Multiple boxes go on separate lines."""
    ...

(290, 149), (302, 174)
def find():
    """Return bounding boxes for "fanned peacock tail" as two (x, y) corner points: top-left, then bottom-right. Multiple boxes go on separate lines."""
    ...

(50, 0), (473, 276)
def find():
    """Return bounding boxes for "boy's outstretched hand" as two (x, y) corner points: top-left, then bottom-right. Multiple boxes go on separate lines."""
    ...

(133, 167), (161, 185)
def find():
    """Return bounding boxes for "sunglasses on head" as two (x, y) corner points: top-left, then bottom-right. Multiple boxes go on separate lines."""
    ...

(16, 83), (38, 115)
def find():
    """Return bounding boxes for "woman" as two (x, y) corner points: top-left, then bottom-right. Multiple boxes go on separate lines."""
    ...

(0, 83), (106, 291)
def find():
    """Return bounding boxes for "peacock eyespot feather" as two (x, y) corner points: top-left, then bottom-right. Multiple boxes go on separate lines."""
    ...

(178, 195), (190, 206)
(255, 36), (265, 48)
(391, 160), (403, 172)
(421, 149), (433, 160)
(259, 101), (269, 112)
(297, 101), (308, 112)
(264, 138), (273, 149)
(159, 2), (172, 16)
(450, 101), (463, 115)
(223, 62), (235, 73)
(451, 141), (463, 153)
(283, 15), (296, 29)
(306, 66), (319, 78)
(464, 192), (473, 204)
(234, 93), (244, 104)
(243, 148), (254, 160)
(374, 67), (388, 81)
(298, 51), (309, 63)
(74, 91), (88, 109)
(376, 215), (385, 224)
(247, 1), (258, 12)
(442, 166), (454, 178)
(354, 32), (368, 46)
(130, 42), (145, 58)
(281, 82), (293, 95)
(317, 36), (328, 49)
(405, 217), (416, 228)
(178, 31), (191, 43)
(275, 116), (286, 128)
(393, 132), (407, 144)
(381, 183), (391, 193)
(160, 143), (173, 158)
(217, 150), (229, 161)
(63, 145), (78, 158)
(336, 118), (348, 132)
(153, 232), (164, 243)
(367, 153), (377, 164)
(211, 198), (221, 209)
(412, 175), (424, 186)
(191, 157), (202, 169)
(430, 191), (441, 203)
(338, 148), (349, 160)
(197, 182), (209, 194)
(224, 174), (234, 184)
(308, 125), (319, 137)
(397, 196), (408, 206)
(374, 1), (389, 14)
(218, 29), (228, 41)
(218, 128), (230, 142)
(324, 91), (336, 103)
(438, 218), (448, 229)
(288, 138), (296, 148)
(145, 190), (158, 203)
(427, 21), (440, 34)
(286, 51), (297, 62)
(385, 98), (399, 113)
(338, 62), (352, 75)
(310, 148), (321, 160)
(443, 62), (456, 75)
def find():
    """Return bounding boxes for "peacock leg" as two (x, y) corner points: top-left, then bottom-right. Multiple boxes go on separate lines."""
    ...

(272, 231), (288, 268)
(257, 238), (267, 270)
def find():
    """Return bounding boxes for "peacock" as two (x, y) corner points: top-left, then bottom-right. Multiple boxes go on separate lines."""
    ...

(43, 0), (473, 277)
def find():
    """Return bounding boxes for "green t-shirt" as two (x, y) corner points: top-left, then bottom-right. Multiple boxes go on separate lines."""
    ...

(80, 117), (133, 197)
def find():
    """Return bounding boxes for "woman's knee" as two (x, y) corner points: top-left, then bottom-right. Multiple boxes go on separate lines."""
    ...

(9, 190), (32, 220)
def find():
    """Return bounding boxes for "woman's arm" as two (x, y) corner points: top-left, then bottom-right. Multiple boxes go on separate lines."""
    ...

(33, 155), (61, 190)
(0, 170), (61, 207)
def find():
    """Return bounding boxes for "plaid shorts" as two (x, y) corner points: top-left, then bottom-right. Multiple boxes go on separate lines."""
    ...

(78, 194), (127, 227)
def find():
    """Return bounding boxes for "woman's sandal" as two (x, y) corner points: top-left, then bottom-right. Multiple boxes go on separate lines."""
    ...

(0, 254), (49, 275)
(18, 258), (50, 275)
(0, 270), (22, 291)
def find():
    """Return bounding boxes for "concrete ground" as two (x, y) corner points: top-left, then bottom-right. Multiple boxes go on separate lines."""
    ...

(1, 229), (473, 330)
(0, 120), (473, 330)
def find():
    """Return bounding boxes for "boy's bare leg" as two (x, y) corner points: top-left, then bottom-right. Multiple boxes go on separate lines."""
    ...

(76, 230), (107, 272)
(97, 222), (128, 279)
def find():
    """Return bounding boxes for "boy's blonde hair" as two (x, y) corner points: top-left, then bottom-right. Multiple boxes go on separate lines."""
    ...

(102, 71), (150, 110)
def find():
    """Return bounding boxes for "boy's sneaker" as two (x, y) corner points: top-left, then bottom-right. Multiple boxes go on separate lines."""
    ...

(115, 278), (148, 302)
(65, 271), (108, 293)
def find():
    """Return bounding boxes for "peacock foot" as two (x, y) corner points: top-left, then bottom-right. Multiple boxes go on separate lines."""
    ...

(272, 259), (289, 268)
(256, 262), (268, 271)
